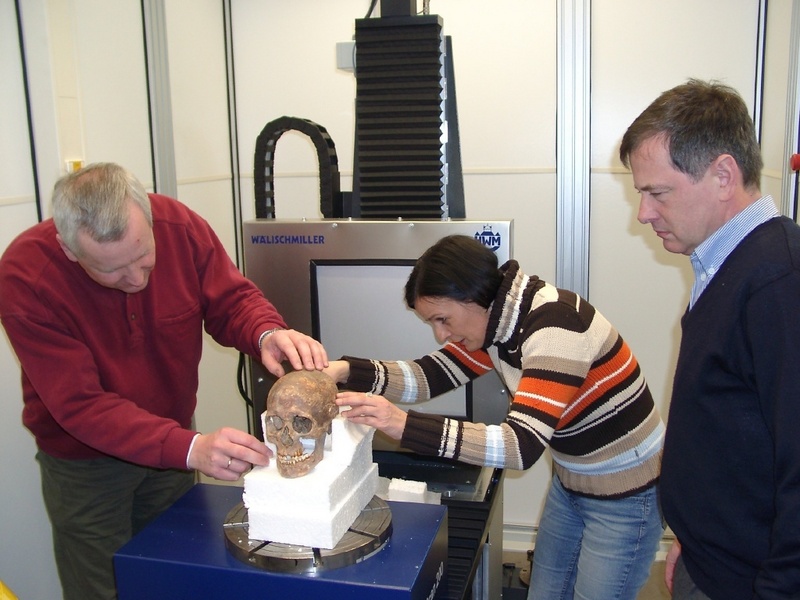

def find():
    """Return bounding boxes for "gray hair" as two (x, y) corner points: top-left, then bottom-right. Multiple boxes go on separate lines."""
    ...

(52, 162), (153, 256)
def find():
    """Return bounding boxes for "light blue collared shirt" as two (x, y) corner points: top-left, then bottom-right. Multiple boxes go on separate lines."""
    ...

(689, 195), (780, 309)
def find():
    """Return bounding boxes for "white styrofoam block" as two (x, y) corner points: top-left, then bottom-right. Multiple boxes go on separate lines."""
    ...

(244, 414), (379, 548)
(388, 478), (428, 503)
(376, 476), (442, 505)
(261, 414), (374, 470)
(246, 464), (378, 548)
(327, 416), (374, 465)
(247, 417), (375, 511)
(243, 446), (374, 512)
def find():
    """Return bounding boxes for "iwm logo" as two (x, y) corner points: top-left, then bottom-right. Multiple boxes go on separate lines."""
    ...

(474, 226), (502, 252)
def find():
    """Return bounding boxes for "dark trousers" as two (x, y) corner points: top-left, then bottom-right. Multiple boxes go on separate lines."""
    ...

(37, 451), (195, 600)
(673, 554), (714, 600)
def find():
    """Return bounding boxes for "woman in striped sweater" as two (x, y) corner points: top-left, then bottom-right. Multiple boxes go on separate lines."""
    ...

(324, 234), (664, 600)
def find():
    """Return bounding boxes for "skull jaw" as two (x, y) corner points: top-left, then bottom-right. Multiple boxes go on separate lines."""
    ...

(274, 436), (326, 478)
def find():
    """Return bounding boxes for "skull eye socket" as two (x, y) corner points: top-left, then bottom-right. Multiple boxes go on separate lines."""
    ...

(265, 415), (313, 435)
(292, 416), (313, 434)
(265, 415), (284, 431)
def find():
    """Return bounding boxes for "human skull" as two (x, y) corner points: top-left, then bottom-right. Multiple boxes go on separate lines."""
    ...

(264, 370), (339, 478)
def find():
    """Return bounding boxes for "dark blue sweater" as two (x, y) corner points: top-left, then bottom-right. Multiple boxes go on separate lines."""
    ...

(662, 216), (800, 599)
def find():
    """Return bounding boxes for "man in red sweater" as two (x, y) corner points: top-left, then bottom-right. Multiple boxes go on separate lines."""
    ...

(0, 162), (328, 599)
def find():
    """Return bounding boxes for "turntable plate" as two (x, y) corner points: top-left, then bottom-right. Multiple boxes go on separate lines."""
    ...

(223, 496), (392, 573)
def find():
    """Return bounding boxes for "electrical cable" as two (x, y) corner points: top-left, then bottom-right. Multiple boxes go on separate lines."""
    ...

(14, 0), (43, 222)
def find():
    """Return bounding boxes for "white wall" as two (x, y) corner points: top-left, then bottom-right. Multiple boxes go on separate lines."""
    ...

(0, 1), (61, 597)
(590, 0), (759, 425)
(1, 1), (797, 596)
(163, 0), (251, 476)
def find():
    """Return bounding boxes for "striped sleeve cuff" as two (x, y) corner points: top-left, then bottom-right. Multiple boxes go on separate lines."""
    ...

(400, 410), (448, 456)
(341, 356), (378, 392)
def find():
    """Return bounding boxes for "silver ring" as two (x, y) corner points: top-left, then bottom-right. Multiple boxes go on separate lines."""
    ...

(226, 457), (232, 469)
(366, 392), (373, 397)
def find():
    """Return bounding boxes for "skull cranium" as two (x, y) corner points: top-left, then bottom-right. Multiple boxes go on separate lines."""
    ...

(264, 370), (339, 478)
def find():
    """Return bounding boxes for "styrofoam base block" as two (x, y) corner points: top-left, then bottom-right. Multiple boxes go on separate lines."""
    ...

(246, 464), (378, 548)
(244, 416), (379, 548)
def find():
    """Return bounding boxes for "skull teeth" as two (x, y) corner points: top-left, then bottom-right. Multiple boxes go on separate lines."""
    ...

(275, 437), (316, 465)
(277, 451), (311, 465)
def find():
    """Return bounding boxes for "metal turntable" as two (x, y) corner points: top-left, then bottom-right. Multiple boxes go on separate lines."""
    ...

(223, 495), (393, 573)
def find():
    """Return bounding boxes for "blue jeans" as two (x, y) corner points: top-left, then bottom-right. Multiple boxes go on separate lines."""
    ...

(528, 474), (663, 600)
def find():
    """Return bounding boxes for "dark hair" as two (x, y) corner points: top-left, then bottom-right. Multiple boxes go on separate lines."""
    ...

(404, 235), (503, 309)
(619, 79), (763, 189)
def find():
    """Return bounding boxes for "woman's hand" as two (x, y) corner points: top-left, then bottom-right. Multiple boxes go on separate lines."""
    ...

(322, 360), (350, 384)
(336, 390), (407, 440)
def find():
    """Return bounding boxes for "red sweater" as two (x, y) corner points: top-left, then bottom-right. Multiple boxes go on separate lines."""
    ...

(0, 194), (285, 469)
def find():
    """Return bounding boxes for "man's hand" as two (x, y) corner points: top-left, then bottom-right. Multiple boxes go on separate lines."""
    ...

(665, 538), (681, 594)
(187, 427), (272, 481)
(260, 329), (328, 377)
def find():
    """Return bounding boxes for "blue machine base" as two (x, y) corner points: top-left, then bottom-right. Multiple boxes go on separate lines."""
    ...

(114, 483), (448, 600)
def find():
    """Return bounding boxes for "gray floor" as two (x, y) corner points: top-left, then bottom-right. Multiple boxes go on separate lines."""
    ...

(502, 552), (670, 599)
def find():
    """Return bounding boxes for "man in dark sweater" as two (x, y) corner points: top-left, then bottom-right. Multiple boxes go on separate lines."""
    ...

(619, 79), (800, 599)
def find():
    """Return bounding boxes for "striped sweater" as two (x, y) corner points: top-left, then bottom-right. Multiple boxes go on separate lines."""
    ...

(343, 261), (664, 498)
